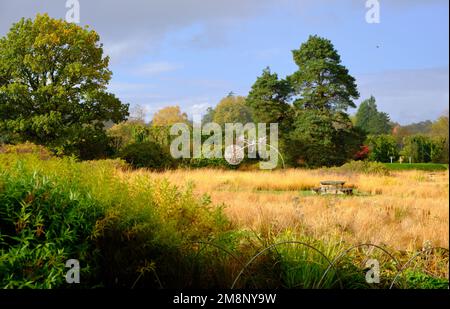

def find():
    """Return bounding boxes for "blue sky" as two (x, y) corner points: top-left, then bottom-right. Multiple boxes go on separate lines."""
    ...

(0, 0), (448, 124)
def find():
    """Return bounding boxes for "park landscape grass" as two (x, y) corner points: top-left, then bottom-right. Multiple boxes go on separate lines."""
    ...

(136, 168), (449, 251)
(0, 147), (448, 289)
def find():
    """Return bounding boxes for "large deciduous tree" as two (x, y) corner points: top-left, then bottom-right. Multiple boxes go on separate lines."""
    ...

(0, 14), (129, 156)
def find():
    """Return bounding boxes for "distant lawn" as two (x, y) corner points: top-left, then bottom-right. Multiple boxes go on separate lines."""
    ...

(383, 163), (448, 171)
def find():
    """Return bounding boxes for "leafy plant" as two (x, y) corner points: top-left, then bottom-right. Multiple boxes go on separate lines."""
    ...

(118, 141), (173, 170)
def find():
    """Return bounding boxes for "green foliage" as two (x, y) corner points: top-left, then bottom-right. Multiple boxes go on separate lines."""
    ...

(275, 233), (345, 288)
(431, 113), (449, 163)
(201, 107), (215, 125)
(107, 121), (173, 154)
(118, 141), (173, 170)
(366, 134), (399, 162)
(287, 110), (365, 167)
(0, 153), (233, 288)
(213, 95), (253, 126)
(108, 121), (148, 152)
(0, 14), (128, 156)
(398, 120), (434, 135)
(283, 35), (364, 167)
(404, 270), (449, 289)
(0, 153), (447, 288)
(401, 134), (446, 163)
(355, 96), (392, 135)
(289, 35), (359, 111)
(246, 67), (292, 126)
(185, 156), (234, 169)
(0, 158), (104, 288)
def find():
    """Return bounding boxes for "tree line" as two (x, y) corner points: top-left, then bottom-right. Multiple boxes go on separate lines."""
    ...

(1, 15), (448, 168)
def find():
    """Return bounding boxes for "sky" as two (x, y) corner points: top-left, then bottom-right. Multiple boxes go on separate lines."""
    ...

(0, 0), (448, 125)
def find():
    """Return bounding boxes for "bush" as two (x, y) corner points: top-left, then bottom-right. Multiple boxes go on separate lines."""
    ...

(0, 142), (54, 160)
(366, 134), (399, 162)
(328, 160), (390, 175)
(404, 270), (449, 289)
(0, 159), (103, 288)
(0, 153), (234, 288)
(184, 156), (237, 169)
(119, 142), (173, 170)
(401, 135), (446, 163)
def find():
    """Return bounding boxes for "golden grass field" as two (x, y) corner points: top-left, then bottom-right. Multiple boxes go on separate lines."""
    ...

(117, 168), (449, 252)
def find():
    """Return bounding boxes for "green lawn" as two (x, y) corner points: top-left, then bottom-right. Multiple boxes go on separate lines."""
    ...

(383, 163), (448, 171)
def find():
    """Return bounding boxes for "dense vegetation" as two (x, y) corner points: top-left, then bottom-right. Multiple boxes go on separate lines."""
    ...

(0, 15), (448, 290)
(0, 151), (447, 288)
(1, 15), (448, 169)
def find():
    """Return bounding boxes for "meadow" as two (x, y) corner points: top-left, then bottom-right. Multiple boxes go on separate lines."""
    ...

(136, 168), (449, 251)
(0, 148), (448, 289)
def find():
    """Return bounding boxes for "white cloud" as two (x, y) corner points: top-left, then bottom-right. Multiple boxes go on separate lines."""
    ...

(355, 66), (449, 124)
(0, 0), (274, 55)
(188, 103), (211, 119)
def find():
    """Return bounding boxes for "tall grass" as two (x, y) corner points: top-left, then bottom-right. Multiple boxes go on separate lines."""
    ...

(0, 153), (447, 288)
(137, 168), (449, 251)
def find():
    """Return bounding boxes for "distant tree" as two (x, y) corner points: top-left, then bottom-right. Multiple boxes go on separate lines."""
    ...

(400, 121), (433, 135)
(431, 111), (449, 163)
(213, 95), (253, 126)
(366, 134), (399, 162)
(129, 104), (146, 124)
(401, 134), (445, 163)
(201, 107), (215, 125)
(107, 121), (149, 152)
(246, 67), (292, 125)
(152, 106), (188, 127)
(119, 141), (173, 170)
(355, 96), (392, 134)
(391, 123), (410, 148)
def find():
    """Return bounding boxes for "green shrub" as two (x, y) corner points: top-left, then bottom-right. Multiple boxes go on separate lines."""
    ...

(0, 161), (103, 288)
(0, 153), (234, 288)
(0, 153), (447, 289)
(119, 141), (173, 170)
(366, 134), (399, 163)
(185, 156), (235, 169)
(326, 160), (390, 175)
(404, 270), (449, 289)
(401, 135), (446, 164)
